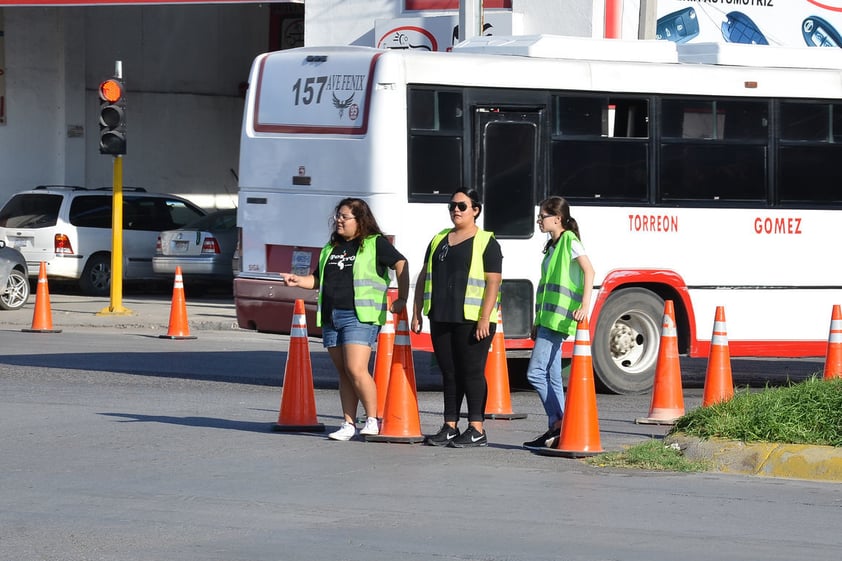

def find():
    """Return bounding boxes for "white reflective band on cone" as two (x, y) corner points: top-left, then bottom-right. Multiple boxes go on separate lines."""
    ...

(661, 314), (677, 337)
(711, 333), (729, 346)
(290, 313), (307, 337)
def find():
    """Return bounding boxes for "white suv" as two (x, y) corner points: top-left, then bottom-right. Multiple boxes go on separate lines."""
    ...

(0, 186), (206, 296)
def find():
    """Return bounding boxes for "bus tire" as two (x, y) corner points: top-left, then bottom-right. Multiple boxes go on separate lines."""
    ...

(592, 287), (664, 395)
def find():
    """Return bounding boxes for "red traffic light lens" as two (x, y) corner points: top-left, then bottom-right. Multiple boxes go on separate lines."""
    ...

(99, 79), (123, 103)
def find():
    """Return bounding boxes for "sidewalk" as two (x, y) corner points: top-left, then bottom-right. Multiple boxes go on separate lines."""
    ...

(3, 292), (240, 332)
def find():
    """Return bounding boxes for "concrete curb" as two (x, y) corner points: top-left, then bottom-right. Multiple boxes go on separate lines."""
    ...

(666, 434), (842, 482)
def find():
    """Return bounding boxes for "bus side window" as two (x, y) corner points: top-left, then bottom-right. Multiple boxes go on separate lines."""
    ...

(609, 98), (649, 138)
(550, 95), (649, 203)
(779, 102), (842, 205)
(781, 102), (829, 142)
(409, 89), (462, 132)
(719, 100), (768, 140)
(408, 88), (464, 198)
(555, 96), (602, 136)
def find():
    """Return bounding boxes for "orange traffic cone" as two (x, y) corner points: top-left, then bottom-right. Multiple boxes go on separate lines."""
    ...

(823, 304), (842, 380)
(365, 308), (424, 443)
(534, 318), (602, 457)
(483, 305), (526, 419)
(702, 306), (734, 406)
(272, 299), (325, 432)
(22, 262), (62, 333)
(159, 267), (196, 340)
(635, 300), (685, 425)
(373, 293), (396, 420)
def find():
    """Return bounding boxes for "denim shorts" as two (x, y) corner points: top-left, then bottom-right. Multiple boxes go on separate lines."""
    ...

(322, 308), (381, 349)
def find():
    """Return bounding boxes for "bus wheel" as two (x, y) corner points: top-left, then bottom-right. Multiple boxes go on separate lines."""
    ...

(593, 287), (664, 395)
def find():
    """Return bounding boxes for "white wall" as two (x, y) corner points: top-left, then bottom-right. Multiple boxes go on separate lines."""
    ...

(0, 8), (73, 197)
(83, 5), (268, 209)
(513, 0), (599, 38)
(0, 5), (268, 210)
(306, 0), (404, 47)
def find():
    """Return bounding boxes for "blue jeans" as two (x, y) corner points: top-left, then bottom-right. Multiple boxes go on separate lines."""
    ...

(526, 326), (568, 429)
(321, 309), (380, 348)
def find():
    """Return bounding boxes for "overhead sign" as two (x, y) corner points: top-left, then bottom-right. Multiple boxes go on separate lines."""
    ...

(375, 13), (516, 52)
(655, 0), (842, 47)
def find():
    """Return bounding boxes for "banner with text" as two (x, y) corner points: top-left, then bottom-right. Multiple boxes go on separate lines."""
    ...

(655, 0), (842, 47)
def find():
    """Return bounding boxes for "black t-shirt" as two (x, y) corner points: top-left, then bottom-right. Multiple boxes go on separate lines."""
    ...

(316, 236), (405, 323)
(424, 232), (503, 323)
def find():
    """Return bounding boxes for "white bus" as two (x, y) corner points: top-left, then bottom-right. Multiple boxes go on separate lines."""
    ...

(235, 35), (842, 394)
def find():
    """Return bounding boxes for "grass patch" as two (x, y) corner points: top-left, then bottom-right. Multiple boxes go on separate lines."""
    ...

(673, 376), (842, 446)
(585, 439), (710, 472)
(586, 376), (842, 472)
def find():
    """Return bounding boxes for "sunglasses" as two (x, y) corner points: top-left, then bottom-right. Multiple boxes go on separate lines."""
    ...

(448, 201), (472, 212)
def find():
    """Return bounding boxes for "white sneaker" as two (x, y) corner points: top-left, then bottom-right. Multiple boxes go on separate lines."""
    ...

(328, 422), (357, 441)
(359, 417), (380, 436)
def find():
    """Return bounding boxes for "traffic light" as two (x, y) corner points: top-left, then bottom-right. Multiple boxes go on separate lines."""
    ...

(99, 78), (126, 155)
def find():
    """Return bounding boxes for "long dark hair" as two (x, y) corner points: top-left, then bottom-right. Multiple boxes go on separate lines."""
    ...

(452, 187), (482, 220)
(539, 196), (581, 253)
(329, 198), (384, 245)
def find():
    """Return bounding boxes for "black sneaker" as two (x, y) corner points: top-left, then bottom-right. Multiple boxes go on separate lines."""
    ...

(449, 425), (487, 448)
(522, 427), (561, 450)
(424, 424), (460, 446)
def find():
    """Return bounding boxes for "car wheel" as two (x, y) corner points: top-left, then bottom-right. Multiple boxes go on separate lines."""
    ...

(593, 287), (665, 395)
(80, 253), (111, 296)
(0, 269), (31, 310)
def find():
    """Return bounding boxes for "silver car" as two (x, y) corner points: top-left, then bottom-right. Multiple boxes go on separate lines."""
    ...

(0, 240), (30, 310)
(153, 209), (237, 286)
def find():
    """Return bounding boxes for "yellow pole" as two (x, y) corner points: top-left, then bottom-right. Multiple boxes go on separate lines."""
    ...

(98, 154), (132, 315)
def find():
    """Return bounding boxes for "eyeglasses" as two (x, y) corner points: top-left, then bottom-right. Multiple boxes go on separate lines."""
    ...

(448, 201), (470, 212)
(334, 214), (356, 222)
(537, 214), (555, 221)
(438, 242), (449, 261)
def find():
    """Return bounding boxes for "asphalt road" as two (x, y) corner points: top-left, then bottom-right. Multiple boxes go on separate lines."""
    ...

(3, 353), (841, 561)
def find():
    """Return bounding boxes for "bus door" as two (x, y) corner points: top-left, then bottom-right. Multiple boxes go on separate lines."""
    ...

(474, 108), (542, 340)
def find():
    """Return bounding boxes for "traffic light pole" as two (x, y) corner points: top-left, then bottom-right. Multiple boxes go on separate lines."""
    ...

(98, 154), (132, 315)
(98, 61), (132, 316)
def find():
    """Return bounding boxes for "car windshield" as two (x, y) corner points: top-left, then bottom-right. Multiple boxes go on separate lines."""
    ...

(181, 209), (237, 231)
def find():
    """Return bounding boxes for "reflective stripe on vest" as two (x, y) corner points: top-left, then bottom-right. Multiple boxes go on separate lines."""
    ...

(534, 230), (583, 336)
(422, 228), (497, 322)
(316, 235), (389, 327)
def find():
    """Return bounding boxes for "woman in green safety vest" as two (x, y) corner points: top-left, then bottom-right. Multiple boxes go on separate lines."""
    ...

(284, 198), (409, 442)
(522, 196), (594, 451)
(411, 188), (503, 448)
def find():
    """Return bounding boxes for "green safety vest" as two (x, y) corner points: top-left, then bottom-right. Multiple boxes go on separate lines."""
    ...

(316, 234), (389, 327)
(534, 230), (584, 336)
(422, 228), (498, 322)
